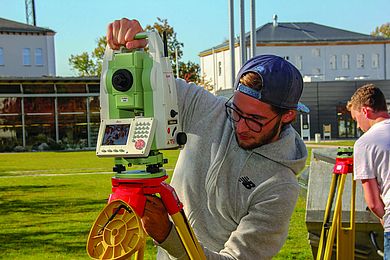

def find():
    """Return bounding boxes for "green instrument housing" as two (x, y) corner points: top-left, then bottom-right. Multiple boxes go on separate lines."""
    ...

(105, 49), (164, 174)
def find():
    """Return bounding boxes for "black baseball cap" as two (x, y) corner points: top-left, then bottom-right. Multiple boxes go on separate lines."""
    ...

(234, 54), (309, 113)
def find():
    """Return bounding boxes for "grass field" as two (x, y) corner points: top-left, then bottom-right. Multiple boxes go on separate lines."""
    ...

(0, 143), (354, 259)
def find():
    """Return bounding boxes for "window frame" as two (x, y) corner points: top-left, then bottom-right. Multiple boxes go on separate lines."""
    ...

(23, 48), (31, 66)
(35, 48), (44, 66)
(341, 54), (349, 69)
(0, 47), (4, 65)
(329, 55), (337, 70)
(356, 54), (364, 69)
(372, 53), (379, 69)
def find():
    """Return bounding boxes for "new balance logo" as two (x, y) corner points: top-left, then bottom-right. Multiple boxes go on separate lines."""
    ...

(239, 176), (256, 189)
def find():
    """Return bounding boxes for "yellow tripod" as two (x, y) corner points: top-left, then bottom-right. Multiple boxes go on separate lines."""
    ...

(86, 174), (206, 260)
(316, 148), (355, 260)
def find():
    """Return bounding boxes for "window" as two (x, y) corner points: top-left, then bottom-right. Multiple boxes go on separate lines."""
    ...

(23, 48), (31, 66)
(295, 56), (302, 70)
(357, 54), (364, 68)
(329, 55), (337, 70)
(218, 61), (222, 76)
(386, 99), (390, 113)
(0, 47), (4, 65)
(312, 68), (321, 75)
(387, 99), (390, 113)
(341, 54), (349, 69)
(312, 48), (320, 57)
(35, 48), (43, 66)
(372, 53), (379, 69)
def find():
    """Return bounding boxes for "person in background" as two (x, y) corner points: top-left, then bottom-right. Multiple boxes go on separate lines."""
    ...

(106, 18), (308, 259)
(347, 83), (390, 259)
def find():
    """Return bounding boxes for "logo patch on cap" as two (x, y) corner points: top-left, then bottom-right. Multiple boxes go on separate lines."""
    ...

(237, 83), (261, 99)
(253, 65), (265, 75)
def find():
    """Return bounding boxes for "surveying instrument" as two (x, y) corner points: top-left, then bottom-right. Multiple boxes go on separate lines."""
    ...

(316, 147), (355, 260)
(86, 31), (206, 260)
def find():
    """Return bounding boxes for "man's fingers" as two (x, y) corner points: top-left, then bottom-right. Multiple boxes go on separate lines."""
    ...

(106, 23), (115, 49)
(107, 18), (145, 50)
(145, 195), (163, 206)
(111, 19), (121, 48)
(126, 39), (147, 50)
(117, 18), (130, 45)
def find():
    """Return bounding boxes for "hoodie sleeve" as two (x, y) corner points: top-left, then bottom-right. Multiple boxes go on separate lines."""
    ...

(158, 181), (300, 259)
(175, 78), (227, 133)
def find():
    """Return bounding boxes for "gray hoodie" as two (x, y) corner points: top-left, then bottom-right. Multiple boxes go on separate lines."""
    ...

(157, 79), (307, 259)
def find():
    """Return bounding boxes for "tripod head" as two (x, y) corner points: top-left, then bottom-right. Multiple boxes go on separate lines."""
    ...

(334, 147), (353, 174)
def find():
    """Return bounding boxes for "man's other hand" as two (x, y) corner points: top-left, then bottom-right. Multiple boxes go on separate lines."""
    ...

(141, 195), (173, 243)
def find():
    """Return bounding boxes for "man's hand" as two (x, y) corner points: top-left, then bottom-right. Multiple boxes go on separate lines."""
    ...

(141, 195), (173, 243)
(106, 18), (147, 50)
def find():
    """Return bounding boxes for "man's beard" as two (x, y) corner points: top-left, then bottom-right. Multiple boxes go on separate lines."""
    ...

(235, 117), (282, 150)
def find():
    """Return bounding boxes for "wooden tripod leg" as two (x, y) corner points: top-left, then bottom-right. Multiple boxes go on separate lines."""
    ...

(323, 174), (347, 260)
(134, 239), (145, 260)
(170, 211), (206, 260)
(317, 173), (339, 260)
(337, 175), (356, 260)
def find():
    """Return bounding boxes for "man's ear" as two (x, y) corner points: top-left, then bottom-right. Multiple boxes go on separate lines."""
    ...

(362, 106), (373, 118)
(281, 110), (296, 123)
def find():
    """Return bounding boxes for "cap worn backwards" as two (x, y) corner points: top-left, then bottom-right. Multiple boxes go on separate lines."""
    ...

(234, 54), (309, 113)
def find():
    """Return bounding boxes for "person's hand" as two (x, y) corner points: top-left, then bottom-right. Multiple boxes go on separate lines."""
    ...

(106, 18), (147, 50)
(141, 195), (173, 243)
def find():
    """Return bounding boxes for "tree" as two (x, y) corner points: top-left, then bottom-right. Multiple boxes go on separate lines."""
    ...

(145, 17), (184, 69)
(68, 18), (202, 84)
(177, 61), (200, 83)
(371, 23), (390, 38)
(145, 18), (201, 83)
(92, 36), (107, 75)
(198, 74), (214, 91)
(68, 36), (106, 76)
(68, 52), (96, 76)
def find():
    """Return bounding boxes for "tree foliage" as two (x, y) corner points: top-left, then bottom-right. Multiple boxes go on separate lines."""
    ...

(68, 52), (96, 77)
(177, 61), (200, 83)
(198, 74), (214, 91)
(68, 36), (106, 76)
(371, 22), (390, 38)
(145, 17), (184, 67)
(68, 18), (201, 85)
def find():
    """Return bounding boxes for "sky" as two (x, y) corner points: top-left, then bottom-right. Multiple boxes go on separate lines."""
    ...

(0, 0), (388, 76)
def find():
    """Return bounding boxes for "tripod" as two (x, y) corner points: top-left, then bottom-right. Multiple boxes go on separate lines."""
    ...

(316, 147), (355, 260)
(87, 170), (206, 260)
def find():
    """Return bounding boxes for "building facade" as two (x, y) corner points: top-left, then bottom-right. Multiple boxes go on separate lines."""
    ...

(0, 77), (99, 151)
(217, 79), (390, 140)
(199, 17), (390, 93)
(0, 77), (389, 151)
(0, 17), (56, 77)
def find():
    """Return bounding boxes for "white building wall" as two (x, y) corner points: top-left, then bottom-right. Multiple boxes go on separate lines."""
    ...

(215, 51), (223, 90)
(205, 46), (242, 93)
(46, 35), (56, 76)
(200, 52), (215, 90)
(386, 43), (390, 80)
(0, 34), (56, 77)
(201, 42), (389, 91)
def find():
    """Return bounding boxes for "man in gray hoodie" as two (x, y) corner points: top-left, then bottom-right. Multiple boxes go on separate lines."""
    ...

(106, 18), (308, 259)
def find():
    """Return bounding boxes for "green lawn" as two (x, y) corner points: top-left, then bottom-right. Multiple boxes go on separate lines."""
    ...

(0, 144), (343, 259)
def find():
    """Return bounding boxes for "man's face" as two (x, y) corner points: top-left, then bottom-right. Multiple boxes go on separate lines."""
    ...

(350, 107), (370, 132)
(231, 92), (283, 150)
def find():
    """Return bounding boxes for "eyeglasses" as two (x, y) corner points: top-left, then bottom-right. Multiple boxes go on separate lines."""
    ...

(225, 100), (280, 133)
